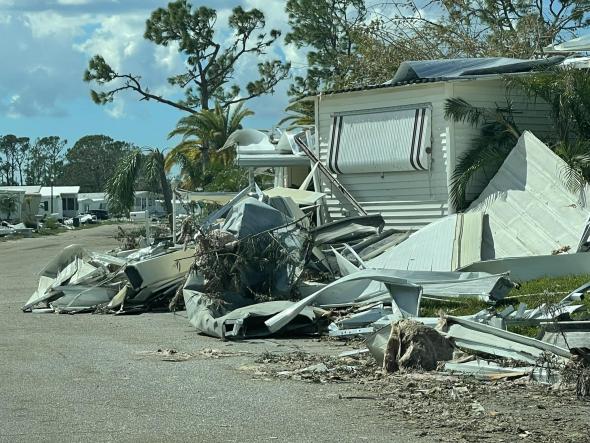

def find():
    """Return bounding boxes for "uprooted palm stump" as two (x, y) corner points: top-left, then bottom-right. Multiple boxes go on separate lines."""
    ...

(383, 319), (454, 372)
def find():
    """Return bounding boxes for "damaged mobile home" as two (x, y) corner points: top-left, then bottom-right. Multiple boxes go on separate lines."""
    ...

(23, 55), (590, 392)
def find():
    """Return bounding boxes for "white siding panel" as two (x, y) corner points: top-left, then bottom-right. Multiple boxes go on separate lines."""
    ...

(317, 83), (450, 229)
(451, 78), (554, 202)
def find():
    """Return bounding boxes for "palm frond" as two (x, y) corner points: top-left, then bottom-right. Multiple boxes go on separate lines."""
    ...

(278, 100), (314, 129)
(105, 149), (143, 212)
(166, 101), (254, 188)
(555, 141), (590, 194)
(444, 98), (489, 127)
(143, 150), (165, 187)
(449, 129), (513, 210)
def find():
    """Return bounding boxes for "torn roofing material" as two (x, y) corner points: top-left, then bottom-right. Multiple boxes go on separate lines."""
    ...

(391, 57), (565, 83)
(364, 212), (482, 271)
(442, 316), (571, 364)
(264, 268), (423, 334)
(459, 252), (590, 282)
(333, 249), (513, 302)
(183, 273), (318, 339)
(311, 214), (385, 245)
(467, 131), (590, 259)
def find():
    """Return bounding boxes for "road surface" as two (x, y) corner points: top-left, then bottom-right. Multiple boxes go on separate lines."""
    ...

(0, 225), (421, 442)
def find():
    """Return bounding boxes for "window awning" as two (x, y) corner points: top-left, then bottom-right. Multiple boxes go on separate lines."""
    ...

(236, 153), (310, 168)
(328, 105), (431, 174)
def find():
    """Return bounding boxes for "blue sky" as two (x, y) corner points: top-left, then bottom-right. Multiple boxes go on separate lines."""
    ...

(0, 0), (307, 151)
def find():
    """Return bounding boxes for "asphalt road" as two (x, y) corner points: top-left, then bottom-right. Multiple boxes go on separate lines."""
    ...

(0, 225), (423, 443)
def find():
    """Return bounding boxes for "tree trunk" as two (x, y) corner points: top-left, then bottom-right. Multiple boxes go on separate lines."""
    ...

(159, 166), (173, 217)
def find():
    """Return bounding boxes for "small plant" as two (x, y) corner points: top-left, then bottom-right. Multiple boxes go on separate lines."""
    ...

(0, 194), (19, 221)
(43, 217), (59, 230)
(115, 225), (168, 250)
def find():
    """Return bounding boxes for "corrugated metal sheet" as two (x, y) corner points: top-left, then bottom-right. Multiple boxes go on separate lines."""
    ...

(467, 131), (590, 258)
(365, 212), (483, 271)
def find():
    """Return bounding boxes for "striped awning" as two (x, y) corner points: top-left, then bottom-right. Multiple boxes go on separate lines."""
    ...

(328, 105), (431, 174)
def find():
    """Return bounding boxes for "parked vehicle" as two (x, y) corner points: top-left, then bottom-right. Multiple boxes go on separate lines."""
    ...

(89, 209), (109, 220)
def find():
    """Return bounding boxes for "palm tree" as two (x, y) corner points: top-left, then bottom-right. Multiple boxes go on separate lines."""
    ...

(166, 102), (254, 185)
(105, 148), (172, 216)
(444, 97), (521, 210)
(508, 67), (590, 143)
(278, 100), (315, 129)
(508, 67), (590, 194)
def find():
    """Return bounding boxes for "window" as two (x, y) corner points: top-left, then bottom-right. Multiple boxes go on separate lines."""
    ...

(43, 201), (48, 211)
(328, 104), (432, 174)
(61, 197), (76, 211)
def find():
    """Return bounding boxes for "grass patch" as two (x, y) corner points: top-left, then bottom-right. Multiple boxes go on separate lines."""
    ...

(507, 324), (540, 338)
(33, 227), (68, 237)
(420, 297), (489, 317)
(509, 274), (590, 307)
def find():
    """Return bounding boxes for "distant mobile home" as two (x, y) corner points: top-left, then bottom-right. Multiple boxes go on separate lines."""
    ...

(78, 191), (165, 215)
(39, 186), (80, 219)
(307, 58), (557, 230)
(0, 186), (42, 222)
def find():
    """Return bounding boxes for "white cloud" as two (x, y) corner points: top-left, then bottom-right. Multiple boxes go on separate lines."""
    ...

(24, 10), (93, 38)
(74, 13), (146, 71)
(57, 0), (91, 5)
(0, 14), (80, 117)
(106, 99), (125, 118)
(154, 42), (183, 72)
(0, 0), (295, 128)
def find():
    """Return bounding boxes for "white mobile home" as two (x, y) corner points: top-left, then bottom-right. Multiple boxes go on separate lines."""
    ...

(78, 192), (108, 213)
(0, 186), (42, 222)
(39, 186), (80, 219)
(133, 191), (165, 215)
(0, 187), (25, 221)
(309, 58), (557, 230)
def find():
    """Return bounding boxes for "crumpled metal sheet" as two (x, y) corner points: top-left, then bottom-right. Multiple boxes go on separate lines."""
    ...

(539, 321), (590, 351)
(364, 213), (483, 272)
(182, 273), (317, 339)
(23, 256), (97, 311)
(443, 316), (571, 364)
(333, 249), (513, 302)
(310, 214), (385, 245)
(221, 197), (291, 239)
(264, 269), (423, 334)
(50, 285), (118, 313)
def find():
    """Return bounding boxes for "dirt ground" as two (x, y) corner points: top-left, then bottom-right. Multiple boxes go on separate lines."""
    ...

(247, 350), (590, 443)
(1, 224), (589, 442)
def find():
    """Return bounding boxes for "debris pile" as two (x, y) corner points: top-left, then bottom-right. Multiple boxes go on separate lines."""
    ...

(22, 242), (193, 314)
(21, 129), (590, 395)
